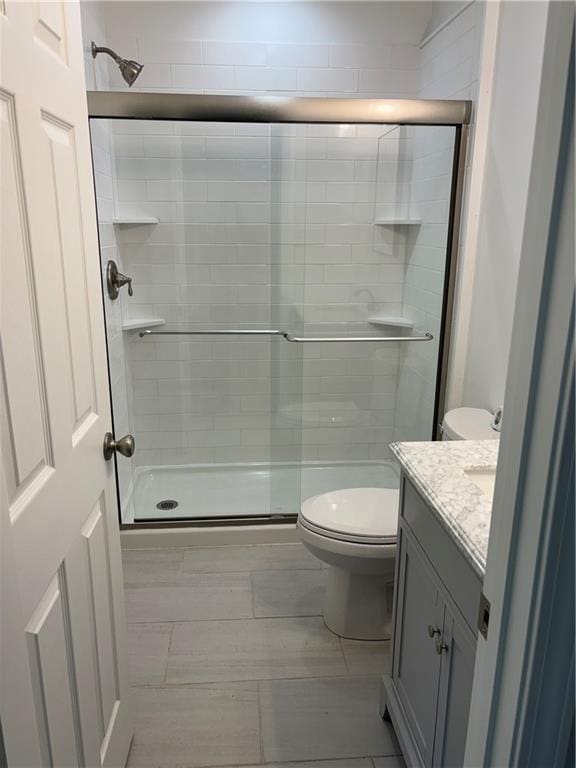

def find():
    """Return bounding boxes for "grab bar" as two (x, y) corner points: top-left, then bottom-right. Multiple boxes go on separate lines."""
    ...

(139, 328), (433, 342)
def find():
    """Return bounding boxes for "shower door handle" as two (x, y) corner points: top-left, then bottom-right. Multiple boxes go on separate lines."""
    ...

(103, 432), (135, 460)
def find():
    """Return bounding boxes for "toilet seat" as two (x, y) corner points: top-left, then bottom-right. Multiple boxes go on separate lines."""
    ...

(299, 487), (399, 545)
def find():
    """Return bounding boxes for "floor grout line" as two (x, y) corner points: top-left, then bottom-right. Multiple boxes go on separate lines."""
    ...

(128, 671), (389, 690)
(256, 679), (265, 764)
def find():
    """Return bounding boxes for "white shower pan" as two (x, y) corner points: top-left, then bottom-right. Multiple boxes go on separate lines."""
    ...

(126, 461), (399, 523)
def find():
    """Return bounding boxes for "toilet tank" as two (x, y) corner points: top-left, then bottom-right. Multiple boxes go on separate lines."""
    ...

(442, 407), (500, 441)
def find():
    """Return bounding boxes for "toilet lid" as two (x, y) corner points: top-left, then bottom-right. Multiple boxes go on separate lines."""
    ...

(300, 487), (399, 544)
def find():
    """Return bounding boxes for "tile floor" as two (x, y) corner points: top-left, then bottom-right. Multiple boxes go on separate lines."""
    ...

(123, 543), (405, 768)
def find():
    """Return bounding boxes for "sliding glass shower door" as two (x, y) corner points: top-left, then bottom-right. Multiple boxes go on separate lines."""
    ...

(90, 110), (458, 526)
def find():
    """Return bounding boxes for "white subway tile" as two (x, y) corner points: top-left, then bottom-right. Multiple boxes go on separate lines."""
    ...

(266, 43), (328, 68)
(235, 67), (297, 91)
(171, 65), (236, 90)
(329, 44), (391, 69)
(296, 68), (358, 93)
(206, 136), (269, 159)
(207, 181), (270, 202)
(390, 45), (420, 70)
(142, 136), (205, 158)
(359, 68), (419, 93)
(139, 39), (202, 64)
(202, 41), (266, 66)
(146, 180), (208, 201)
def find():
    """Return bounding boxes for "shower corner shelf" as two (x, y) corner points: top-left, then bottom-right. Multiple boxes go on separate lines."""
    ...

(122, 317), (165, 331)
(374, 218), (421, 226)
(113, 216), (159, 225)
(368, 316), (414, 330)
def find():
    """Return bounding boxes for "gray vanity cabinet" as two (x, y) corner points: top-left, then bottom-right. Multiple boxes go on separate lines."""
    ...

(383, 477), (481, 768)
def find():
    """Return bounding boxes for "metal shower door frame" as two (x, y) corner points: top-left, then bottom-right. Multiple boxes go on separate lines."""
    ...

(88, 92), (471, 527)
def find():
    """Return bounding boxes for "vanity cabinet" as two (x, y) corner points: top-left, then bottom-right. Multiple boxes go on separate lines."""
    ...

(383, 477), (481, 768)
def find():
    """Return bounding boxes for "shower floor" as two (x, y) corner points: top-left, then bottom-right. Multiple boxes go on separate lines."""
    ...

(128, 461), (399, 522)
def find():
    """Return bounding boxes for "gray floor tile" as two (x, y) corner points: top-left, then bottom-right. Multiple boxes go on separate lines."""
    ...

(125, 573), (253, 623)
(122, 549), (183, 586)
(252, 568), (326, 618)
(166, 616), (347, 684)
(373, 757), (406, 768)
(182, 543), (320, 574)
(341, 638), (392, 676)
(260, 676), (400, 762)
(127, 623), (172, 685)
(126, 683), (260, 767)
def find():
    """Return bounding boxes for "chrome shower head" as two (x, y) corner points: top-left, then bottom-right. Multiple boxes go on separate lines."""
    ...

(91, 42), (144, 87)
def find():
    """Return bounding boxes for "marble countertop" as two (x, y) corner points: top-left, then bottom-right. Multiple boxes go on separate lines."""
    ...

(390, 439), (499, 577)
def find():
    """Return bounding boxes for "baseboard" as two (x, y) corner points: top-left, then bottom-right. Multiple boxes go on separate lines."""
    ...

(381, 674), (423, 768)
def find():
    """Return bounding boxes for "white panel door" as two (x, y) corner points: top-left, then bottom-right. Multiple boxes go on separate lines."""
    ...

(0, 2), (133, 766)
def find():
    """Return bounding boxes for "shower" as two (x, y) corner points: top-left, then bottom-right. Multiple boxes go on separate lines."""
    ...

(91, 42), (143, 87)
(87, 93), (470, 528)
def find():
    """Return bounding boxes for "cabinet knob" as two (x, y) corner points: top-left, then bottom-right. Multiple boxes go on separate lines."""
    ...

(427, 624), (441, 638)
(435, 639), (449, 655)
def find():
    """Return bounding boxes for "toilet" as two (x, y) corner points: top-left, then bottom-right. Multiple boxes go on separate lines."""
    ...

(298, 408), (500, 641)
(441, 406), (501, 441)
(298, 487), (399, 640)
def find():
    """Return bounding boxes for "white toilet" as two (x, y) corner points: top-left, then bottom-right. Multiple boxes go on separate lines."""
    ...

(441, 406), (501, 441)
(298, 408), (500, 641)
(298, 487), (399, 640)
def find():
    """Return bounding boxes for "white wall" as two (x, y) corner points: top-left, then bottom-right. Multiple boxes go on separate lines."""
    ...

(87, 1), (429, 96)
(461, 1), (545, 411)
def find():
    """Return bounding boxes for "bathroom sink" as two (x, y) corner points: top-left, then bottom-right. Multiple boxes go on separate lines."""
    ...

(464, 468), (497, 502)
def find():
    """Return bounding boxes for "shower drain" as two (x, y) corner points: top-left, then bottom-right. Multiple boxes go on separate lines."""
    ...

(156, 499), (179, 511)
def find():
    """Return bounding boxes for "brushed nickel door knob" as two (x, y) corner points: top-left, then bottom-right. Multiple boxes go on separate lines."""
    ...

(427, 624), (441, 638)
(103, 432), (135, 460)
(435, 639), (449, 655)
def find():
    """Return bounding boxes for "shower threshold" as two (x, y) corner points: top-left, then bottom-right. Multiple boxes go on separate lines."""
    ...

(126, 460), (399, 523)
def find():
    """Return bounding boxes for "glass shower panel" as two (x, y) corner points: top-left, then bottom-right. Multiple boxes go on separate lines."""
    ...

(91, 113), (457, 525)
(391, 125), (456, 442)
(276, 122), (457, 508)
(92, 117), (306, 524)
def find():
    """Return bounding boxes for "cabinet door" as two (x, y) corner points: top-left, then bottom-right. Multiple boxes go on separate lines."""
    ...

(433, 606), (477, 767)
(393, 529), (445, 767)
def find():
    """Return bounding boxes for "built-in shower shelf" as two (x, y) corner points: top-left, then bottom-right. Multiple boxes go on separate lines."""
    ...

(113, 216), (159, 225)
(122, 317), (165, 331)
(368, 316), (414, 330)
(374, 218), (421, 226)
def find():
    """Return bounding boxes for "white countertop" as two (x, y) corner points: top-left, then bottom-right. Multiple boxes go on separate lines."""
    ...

(390, 439), (499, 578)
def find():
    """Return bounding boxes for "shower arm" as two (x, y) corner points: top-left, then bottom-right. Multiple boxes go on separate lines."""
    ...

(91, 44), (122, 65)
(138, 329), (434, 343)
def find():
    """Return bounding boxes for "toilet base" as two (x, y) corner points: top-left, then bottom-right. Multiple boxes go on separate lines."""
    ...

(323, 565), (393, 640)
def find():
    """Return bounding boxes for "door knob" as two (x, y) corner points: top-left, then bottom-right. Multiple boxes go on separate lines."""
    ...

(435, 639), (449, 655)
(106, 260), (133, 300)
(103, 432), (135, 460)
(427, 624), (441, 638)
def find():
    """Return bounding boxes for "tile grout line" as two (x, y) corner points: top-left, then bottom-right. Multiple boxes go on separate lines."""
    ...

(249, 570), (256, 618)
(256, 679), (265, 765)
